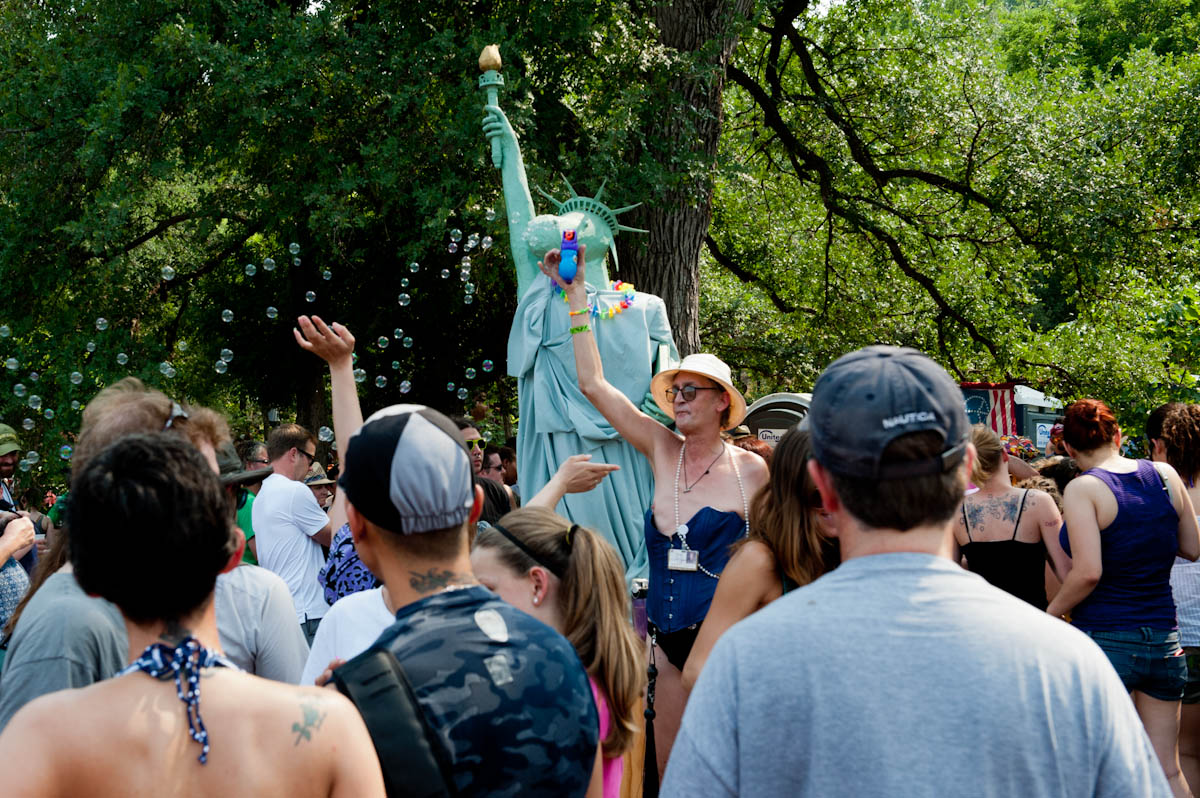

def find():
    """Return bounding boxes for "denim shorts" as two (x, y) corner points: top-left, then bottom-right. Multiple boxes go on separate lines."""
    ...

(1183, 647), (1200, 705)
(1086, 628), (1187, 702)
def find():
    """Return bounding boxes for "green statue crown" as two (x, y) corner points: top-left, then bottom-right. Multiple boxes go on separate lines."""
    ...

(536, 177), (648, 237)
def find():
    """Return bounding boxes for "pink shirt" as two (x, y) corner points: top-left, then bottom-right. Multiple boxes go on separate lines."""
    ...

(589, 675), (623, 798)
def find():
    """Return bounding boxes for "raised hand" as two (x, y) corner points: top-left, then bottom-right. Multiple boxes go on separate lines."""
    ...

(294, 316), (356, 369)
(481, 105), (517, 169)
(539, 243), (588, 298)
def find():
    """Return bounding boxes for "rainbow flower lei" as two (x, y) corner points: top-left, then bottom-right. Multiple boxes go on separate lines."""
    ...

(553, 278), (637, 319)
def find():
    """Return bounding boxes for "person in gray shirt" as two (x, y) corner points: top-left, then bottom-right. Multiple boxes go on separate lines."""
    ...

(664, 346), (1172, 798)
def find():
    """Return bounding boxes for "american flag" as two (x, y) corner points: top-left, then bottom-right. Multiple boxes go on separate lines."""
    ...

(987, 385), (1017, 436)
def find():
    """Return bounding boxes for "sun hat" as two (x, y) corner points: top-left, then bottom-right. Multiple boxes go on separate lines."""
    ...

(338, 405), (474, 534)
(808, 345), (969, 480)
(215, 441), (273, 488)
(651, 353), (748, 431)
(303, 462), (336, 486)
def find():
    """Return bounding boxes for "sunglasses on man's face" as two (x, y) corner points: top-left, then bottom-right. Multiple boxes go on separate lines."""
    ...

(296, 448), (316, 465)
(464, 438), (485, 451)
(665, 385), (723, 403)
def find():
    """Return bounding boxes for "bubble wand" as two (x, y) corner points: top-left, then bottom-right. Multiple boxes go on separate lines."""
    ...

(478, 45), (504, 169)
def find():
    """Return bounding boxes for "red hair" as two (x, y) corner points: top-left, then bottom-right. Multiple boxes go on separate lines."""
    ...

(1062, 399), (1119, 452)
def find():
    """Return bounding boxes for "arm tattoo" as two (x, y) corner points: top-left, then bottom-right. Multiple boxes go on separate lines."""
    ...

(408, 568), (473, 594)
(292, 701), (328, 745)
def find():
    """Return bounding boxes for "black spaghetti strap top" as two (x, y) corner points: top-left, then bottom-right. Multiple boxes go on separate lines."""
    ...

(960, 490), (1049, 610)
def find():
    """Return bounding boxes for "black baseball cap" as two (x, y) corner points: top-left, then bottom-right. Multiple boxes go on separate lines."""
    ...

(338, 405), (475, 534)
(215, 441), (273, 487)
(809, 346), (969, 480)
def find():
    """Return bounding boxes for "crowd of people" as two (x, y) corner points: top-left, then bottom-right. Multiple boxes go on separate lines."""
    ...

(0, 244), (1192, 796)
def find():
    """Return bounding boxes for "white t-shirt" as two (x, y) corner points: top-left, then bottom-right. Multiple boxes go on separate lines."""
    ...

(299, 588), (395, 685)
(251, 473), (331, 622)
(214, 564), (310, 683)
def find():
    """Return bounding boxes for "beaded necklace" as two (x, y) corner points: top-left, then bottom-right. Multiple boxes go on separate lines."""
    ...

(553, 278), (637, 319)
(117, 636), (238, 764)
(673, 443), (749, 579)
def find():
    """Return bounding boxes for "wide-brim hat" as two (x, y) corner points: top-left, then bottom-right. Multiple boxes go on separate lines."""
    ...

(651, 353), (748, 431)
(303, 462), (336, 486)
(215, 441), (273, 488)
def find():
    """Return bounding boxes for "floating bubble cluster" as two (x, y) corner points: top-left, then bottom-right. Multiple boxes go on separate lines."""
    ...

(318, 426), (334, 442)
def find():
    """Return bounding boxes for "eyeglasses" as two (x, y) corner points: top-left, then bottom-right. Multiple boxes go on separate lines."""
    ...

(163, 401), (189, 431)
(464, 438), (484, 451)
(296, 448), (316, 465)
(665, 385), (723, 403)
(246, 458), (269, 466)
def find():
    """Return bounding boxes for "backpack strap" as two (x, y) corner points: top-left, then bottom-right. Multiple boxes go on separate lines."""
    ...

(1152, 461), (1177, 511)
(333, 648), (456, 798)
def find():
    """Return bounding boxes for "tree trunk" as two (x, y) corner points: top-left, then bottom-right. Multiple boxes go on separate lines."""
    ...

(617, 0), (752, 358)
(294, 366), (333, 463)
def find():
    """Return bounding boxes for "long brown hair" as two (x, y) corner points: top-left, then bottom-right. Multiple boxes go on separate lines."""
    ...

(1147, 403), (1200, 482)
(734, 427), (832, 588)
(474, 507), (644, 757)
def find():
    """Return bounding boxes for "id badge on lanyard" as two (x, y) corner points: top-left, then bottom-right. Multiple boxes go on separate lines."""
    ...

(667, 549), (699, 572)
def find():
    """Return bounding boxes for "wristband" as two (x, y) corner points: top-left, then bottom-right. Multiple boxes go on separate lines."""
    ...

(569, 324), (590, 335)
(568, 307), (589, 317)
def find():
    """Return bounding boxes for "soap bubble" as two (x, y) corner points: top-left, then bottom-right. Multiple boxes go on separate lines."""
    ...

(377, 336), (389, 349)
(268, 408), (280, 422)
(178, 341), (188, 352)
(266, 306), (278, 319)
(43, 408), (54, 420)
(449, 228), (462, 243)
(27, 395), (41, 410)
(393, 328), (404, 339)
(214, 360), (228, 374)
(400, 380), (412, 394)
(165, 366), (176, 378)
(447, 243), (458, 254)
(461, 256), (471, 268)
(467, 233), (480, 247)
(464, 295), (474, 305)
(318, 426), (334, 442)
(402, 337), (413, 348)
(397, 293), (411, 306)
(353, 368), (366, 383)
(3, 358), (15, 371)
(245, 263), (257, 276)
(391, 360), (400, 370)
(305, 291), (316, 303)
(69, 371), (83, 385)
(293, 258), (301, 267)
(401, 278), (410, 288)
(465, 368), (477, 379)
(59, 445), (73, 460)
(220, 348), (234, 363)
(322, 270), (332, 281)
(162, 265), (176, 280)
(0, 325), (9, 338)
(95, 317), (108, 331)
(117, 352), (129, 365)
(482, 359), (494, 372)
(158, 361), (173, 376)
(446, 382), (455, 392)
(86, 341), (97, 352)
(352, 352), (358, 364)
(17, 459), (29, 472)
(375, 376), (387, 388)
(481, 236), (493, 250)
(289, 242), (301, 255)
(457, 388), (469, 400)
(483, 430), (493, 442)
(28, 372), (38, 382)
(485, 208), (496, 221)
(460, 270), (470, 282)
(20, 418), (33, 431)
(409, 262), (420, 273)
(465, 283), (476, 294)
(12, 383), (25, 397)
(263, 257), (276, 271)
(440, 269), (450, 279)
(221, 309), (234, 322)
(70, 400), (81, 410)
(25, 450), (39, 464)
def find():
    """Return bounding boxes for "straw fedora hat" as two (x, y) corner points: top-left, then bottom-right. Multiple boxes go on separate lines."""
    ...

(651, 353), (748, 431)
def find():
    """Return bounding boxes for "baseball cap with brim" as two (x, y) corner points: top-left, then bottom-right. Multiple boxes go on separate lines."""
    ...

(303, 462), (335, 486)
(0, 424), (19, 457)
(651, 353), (748, 431)
(215, 441), (273, 488)
(338, 404), (474, 534)
(808, 345), (969, 480)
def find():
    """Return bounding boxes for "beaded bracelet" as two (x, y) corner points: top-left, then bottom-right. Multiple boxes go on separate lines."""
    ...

(569, 324), (591, 335)
(568, 307), (589, 317)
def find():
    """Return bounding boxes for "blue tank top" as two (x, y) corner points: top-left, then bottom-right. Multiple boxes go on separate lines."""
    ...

(645, 507), (745, 633)
(1059, 459), (1179, 631)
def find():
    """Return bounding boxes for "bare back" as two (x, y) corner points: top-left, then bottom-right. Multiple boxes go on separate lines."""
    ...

(955, 487), (1050, 546)
(0, 670), (384, 798)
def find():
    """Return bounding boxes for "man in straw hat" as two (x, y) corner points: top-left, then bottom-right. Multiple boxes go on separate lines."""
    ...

(541, 244), (768, 778)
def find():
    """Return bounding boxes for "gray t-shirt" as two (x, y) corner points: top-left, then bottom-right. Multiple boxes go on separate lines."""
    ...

(214, 564), (309, 682)
(0, 571), (126, 733)
(664, 552), (1170, 798)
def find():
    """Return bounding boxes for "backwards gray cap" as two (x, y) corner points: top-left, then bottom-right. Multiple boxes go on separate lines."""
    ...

(809, 345), (969, 480)
(338, 404), (475, 534)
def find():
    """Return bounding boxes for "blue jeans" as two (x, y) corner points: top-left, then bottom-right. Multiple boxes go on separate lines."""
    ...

(1086, 627), (1187, 701)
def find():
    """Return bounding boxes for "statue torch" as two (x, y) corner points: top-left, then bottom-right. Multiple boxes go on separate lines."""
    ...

(479, 45), (504, 169)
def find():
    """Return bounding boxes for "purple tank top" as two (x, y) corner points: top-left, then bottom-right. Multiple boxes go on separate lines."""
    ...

(1058, 460), (1180, 631)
